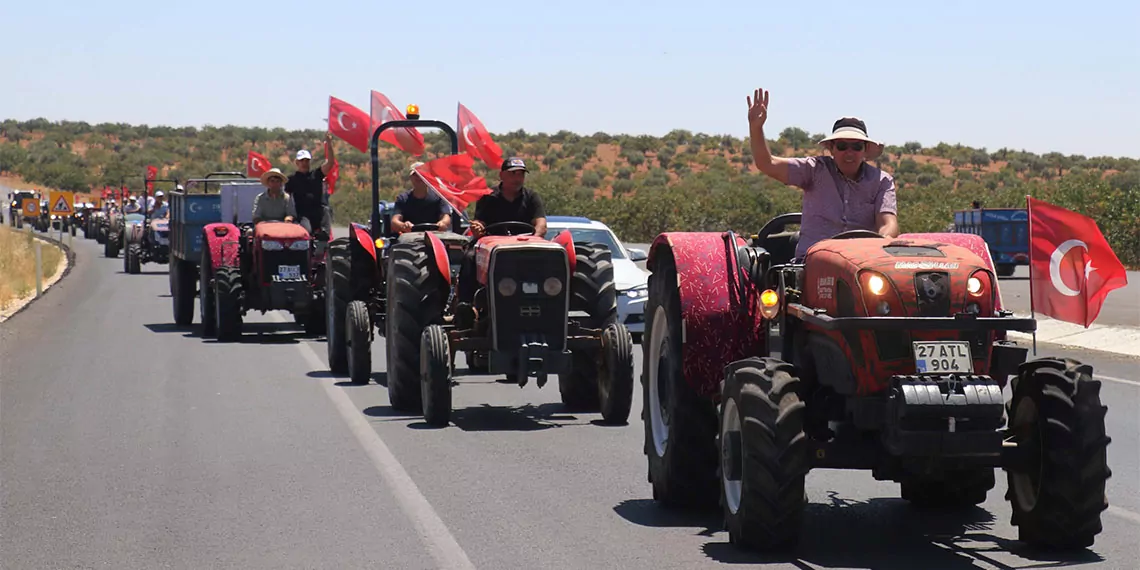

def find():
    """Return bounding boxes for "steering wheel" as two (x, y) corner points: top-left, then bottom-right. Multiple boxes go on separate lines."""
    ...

(410, 222), (441, 232)
(829, 229), (884, 240)
(483, 221), (536, 236)
(754, 213), (802, 244)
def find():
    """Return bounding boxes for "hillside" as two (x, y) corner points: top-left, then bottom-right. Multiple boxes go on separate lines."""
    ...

(1, 118), (1137, 267)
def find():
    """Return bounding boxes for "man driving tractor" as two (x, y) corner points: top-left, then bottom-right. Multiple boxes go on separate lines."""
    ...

(455, 157), (548, 306)
(746, 87), (899, 260)
(252, 168), (297, 224)
(390, 162), (452, 232)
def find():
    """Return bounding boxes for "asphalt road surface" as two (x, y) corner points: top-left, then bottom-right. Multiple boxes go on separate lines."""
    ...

(3, 228), (1140, 569)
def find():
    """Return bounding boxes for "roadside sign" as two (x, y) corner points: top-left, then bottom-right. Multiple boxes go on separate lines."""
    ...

(50, 191), (74, 215)
(22, 199), (38, 217)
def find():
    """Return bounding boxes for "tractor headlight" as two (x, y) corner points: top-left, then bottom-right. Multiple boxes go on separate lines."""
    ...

(866, 273), (887, 296)
(498, 277), (517, 297)
(623, 285), (647, 298)
(543, 277), (563, 296)
(288, 240), (309, 251)
(967, 276), (983, 296)
(51, 214), (58, 220)
(261, 240), (284, 250)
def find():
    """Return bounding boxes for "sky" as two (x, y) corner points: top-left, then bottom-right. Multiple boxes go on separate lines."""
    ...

(3, 0), (1138, 158)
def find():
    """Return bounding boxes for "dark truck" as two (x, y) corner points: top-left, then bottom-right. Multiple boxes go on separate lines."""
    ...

(8, 191), (37, 229)
(169, 173), (245, 328)
(953, 206), (1028, 277)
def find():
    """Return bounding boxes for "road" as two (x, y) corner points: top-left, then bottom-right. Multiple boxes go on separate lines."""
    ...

(2, 228), (1139, 569)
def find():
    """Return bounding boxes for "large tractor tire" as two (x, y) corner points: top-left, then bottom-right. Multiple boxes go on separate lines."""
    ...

(1005, 357), (1110, 550)
(171, 258), (197, 327)
(327, 237), (373, 375)
(214, 266), (244, 342)
(719, 357), (810, 551)
(558, 242), (618, 410)
(643, 250), (720, 508)
(104, 231), (119, 258)
(197, 249), (216, 337)
(386, 240), (447, 412)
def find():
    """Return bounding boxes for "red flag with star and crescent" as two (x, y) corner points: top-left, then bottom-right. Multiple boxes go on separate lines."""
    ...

(1028, 196), (1128, 327)
(247, 150), (272, 178)
(370, 90), (425, 156)
(145, 165), (157, 193)
(328, 96), (371, 153)
(413, 154), (492, 212)
(457, 103), (503, 170)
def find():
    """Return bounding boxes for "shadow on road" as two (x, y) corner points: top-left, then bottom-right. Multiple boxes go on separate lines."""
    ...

(118, 270), (168, 276)
(616, 491), (1105, 569)
(306, 369), (389, 387)
(400, 402), (580, 432)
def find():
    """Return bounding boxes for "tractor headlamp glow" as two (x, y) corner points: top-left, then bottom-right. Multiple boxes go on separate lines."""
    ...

(374, 238), (386, 250)
(967, 276), (984, 296)
(866, 273), (887, 296)
(498, 277), (517, 297)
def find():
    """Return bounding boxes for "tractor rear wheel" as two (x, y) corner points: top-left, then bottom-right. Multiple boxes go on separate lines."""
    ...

(326, 238), (351, 373)
(214, 266), (243, 342)
(1005, 357), (1110, 550)
(346, 300), (372, 385)
(720, 357), (809, 552)
(199, 249), (216, 337)
(643, 250), (720, 508)
(558, 242), (618, 410)
(172, 258), (197, 327)
(386, 240), (447, 412)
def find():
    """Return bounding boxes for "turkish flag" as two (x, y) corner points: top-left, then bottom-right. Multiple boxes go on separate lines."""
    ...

(325, 160), (339, 195)
(247, 151), (272, 178)
(1028, 196), (1128, 327)
(328, 96), (371, 153)
(370, 90), (425, 156)
(145, 165), (157, 193)
(414, 154), (492, 211)
(457, 103), (503, 170)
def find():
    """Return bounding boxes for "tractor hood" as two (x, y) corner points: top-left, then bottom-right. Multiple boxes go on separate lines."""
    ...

(809, 237), (989, 276)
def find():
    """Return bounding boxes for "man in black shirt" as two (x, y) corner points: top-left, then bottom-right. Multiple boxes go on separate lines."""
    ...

(391, 162), (452, 232)
(285, 132), (336, 238)
(456, 157), (547, 305)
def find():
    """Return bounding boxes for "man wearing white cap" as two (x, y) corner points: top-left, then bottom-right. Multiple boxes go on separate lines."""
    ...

(150, 191), (168, 219)
(746, 87), (899, 260)
(390, 162), (452, 233)
(286, 132), (335, 237)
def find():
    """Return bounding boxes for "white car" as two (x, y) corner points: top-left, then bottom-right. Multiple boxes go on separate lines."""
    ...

(545, 216), (648, 342)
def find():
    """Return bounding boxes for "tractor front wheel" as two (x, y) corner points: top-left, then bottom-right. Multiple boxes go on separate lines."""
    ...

(214, 266), (243, 342)
(346, 300), (372, 385)
(127, 244), (142, 274)
(420, 324), (452, 427)
(1005, 357), (1110, 550)
(598, 322), (634, 424)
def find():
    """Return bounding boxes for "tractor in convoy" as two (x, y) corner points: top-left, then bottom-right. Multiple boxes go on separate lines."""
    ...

(640, 213), (1111, 552)
(121, 178), (178, 274)
(326, 104), (634, 428)
(193, 172), (327, 342)
(7, 190), (37, 229)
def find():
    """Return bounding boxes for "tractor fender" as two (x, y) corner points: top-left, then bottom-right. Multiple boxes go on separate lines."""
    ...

(897, 232), (1004, 310)
(203, 223), (241, 270)
(550, 230), (578, 275)
(424, 231), (451, 285)
(647, 232), (768, 399)
(350, 223), (376, 261)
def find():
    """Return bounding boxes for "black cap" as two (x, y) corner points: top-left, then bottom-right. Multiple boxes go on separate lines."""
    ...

(501, 157), (528, 172)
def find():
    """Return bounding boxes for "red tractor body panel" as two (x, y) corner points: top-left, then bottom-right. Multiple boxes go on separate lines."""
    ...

(646, 232), (767, 399)
(350, 223), (376, 261)
(801, 236), (999, 395)
(203, 222), (241, 269)
(474, 234), (576, 286)
(425, 232), (451, 285)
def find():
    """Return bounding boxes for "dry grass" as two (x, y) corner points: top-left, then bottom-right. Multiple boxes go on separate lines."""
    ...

(0, 225), (63, 310)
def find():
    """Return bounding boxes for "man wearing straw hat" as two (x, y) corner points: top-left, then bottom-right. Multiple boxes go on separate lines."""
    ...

(746, 88), (899, 260)
(252, 168), (297, 225)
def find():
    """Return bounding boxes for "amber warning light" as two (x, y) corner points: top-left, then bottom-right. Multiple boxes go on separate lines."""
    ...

(406, 104), (420, 120)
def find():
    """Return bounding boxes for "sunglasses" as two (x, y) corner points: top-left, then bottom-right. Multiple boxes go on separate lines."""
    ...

(833, 141), (865, 152)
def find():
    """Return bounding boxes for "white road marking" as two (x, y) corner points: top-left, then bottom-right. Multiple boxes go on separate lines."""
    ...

(275, 314), (476, 570)
(1108, 505), (1140, 526)
(1098, 375), (1140, 388)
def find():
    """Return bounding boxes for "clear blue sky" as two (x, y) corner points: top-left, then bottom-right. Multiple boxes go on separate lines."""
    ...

(4, 0), (1137, 158)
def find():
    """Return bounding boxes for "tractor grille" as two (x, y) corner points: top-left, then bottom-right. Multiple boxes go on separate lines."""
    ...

(913, 272), (950, 317)
(263, 249), (310, 283)
(489, 248), (570, 352)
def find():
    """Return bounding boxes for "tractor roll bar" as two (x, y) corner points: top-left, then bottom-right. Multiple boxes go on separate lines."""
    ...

(369, 119), (460, 240)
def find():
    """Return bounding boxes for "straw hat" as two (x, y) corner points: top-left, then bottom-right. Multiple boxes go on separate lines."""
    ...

(818, 117), (884, 160)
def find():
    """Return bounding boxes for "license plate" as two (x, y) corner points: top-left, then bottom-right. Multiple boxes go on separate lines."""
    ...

(278, 265), (301, 280)
(913, 341), (973, 374)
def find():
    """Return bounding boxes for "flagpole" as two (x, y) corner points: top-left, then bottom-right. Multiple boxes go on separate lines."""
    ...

(1027, 194), (1038, 356)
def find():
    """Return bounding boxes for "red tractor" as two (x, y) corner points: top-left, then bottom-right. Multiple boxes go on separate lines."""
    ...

(641, 213), (1111, 552)
(200, 180), (328, 341)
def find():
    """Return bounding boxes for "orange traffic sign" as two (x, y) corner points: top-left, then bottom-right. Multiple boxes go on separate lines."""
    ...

(49, 191), (74, 215)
